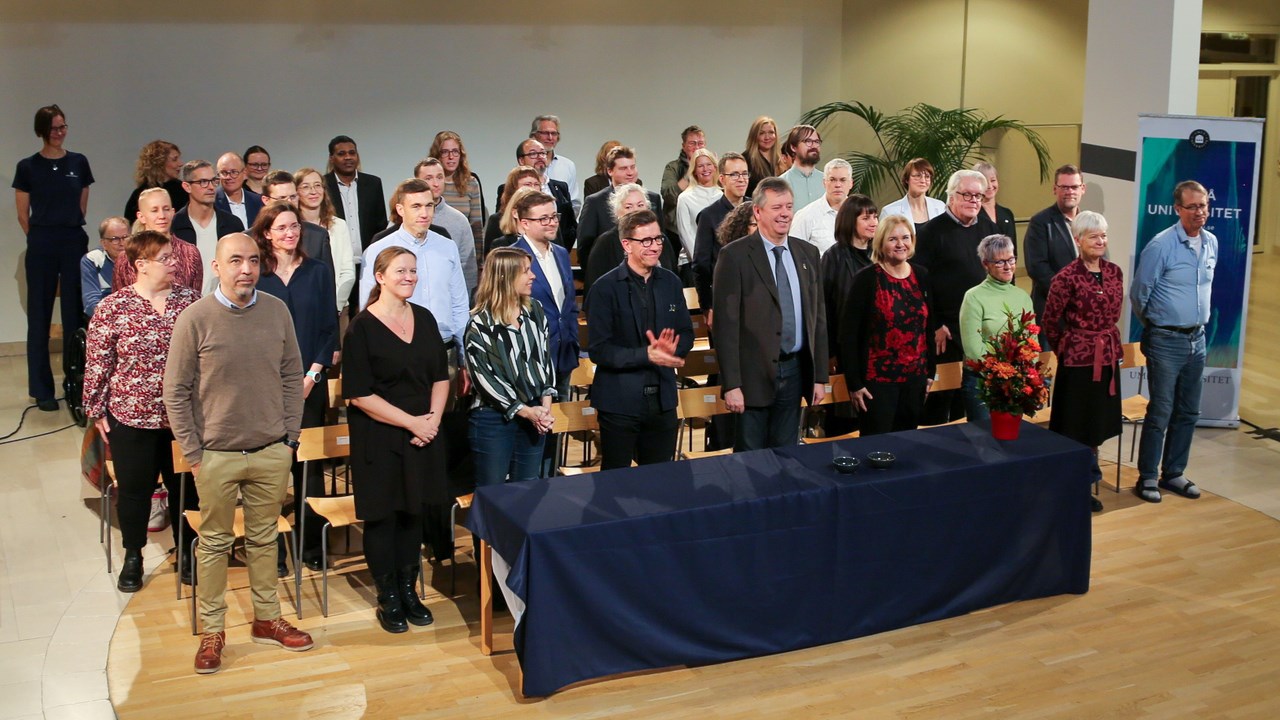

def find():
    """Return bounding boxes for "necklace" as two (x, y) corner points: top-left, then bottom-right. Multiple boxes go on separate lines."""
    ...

(380, 303), (413, 339)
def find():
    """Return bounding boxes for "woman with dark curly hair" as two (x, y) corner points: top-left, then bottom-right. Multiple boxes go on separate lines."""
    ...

(124, 140), (187, 221)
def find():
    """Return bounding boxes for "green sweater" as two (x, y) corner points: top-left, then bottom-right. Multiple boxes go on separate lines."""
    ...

(163, 293), (303, 466)
(958, 276), (1035, 362)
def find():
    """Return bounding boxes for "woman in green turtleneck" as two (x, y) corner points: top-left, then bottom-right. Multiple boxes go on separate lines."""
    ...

(958, 234), (1035, 422)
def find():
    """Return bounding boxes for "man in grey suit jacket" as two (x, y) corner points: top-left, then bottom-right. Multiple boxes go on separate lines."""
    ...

(712, 177), (828, 450)
(1024, 164), (1086, 348)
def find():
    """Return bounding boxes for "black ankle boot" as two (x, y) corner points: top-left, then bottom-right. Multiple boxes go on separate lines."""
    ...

(118, 549), (144, 593)
(179, 550), (194, 586)
(399, 565), (434, 626)
(374, 573), (408, 633)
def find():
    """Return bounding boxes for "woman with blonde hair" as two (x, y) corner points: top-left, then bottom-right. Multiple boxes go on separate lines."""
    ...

(675, 148), (722, 265)
(486, 185), (542, 255)
(115, 187), (203, 294)
(429, 131), (484, 241)
(743, 116), (780, 197)
(124, 140), (186, 220)
(484, 165), (542, 253)
(465, 247), (556, 486)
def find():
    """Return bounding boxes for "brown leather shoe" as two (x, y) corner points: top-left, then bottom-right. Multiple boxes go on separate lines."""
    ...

(250, 617), (314, 652)
(194, 632), (225, 674)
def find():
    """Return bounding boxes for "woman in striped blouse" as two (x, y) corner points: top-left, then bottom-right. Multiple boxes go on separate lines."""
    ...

(465, 247), (557, 486)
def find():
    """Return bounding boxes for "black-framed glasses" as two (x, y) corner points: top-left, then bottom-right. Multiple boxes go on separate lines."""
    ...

(624, 235), (666, 247)
(1055, 184), (1084, 192)
(185, 178), (219, 188)
(723, 171), (750, 181)
(987, 256), (1017, 268)
(521, 213), (560, 226)
(101, 235), (128, 243)
(246, 162), (271, 170)
(1179, 203), (1209, 213)
(520, 150), (549, 160)
(955, 191), (984, 202)
(438, 148), (462, 157)
(218, 169), (242, 178)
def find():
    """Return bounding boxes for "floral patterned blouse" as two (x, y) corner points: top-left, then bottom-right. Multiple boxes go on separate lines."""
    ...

(1042, 257), (1124, 372)
(82, 284), (200, 429)
(866, 267), (930, 382)
(111, 236), (203, 295)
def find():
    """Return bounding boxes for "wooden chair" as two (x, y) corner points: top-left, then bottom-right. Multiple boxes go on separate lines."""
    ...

(683, 287), (701, 314)
(184, 509), (295, 634)
(932, 361), (964, 392)
(677, 347), (720, 382)
(295, 424), (354, 617)
(550, 400), (601, 471)
(448, 493), (474, 596)
(690, 314), (710, 341)
(569, 358), (596, 400)
(1116, 342), (1149, 493)
(101, 461), (118, 573)
(303, 495), (366, 617)
(1029, 351), (1058, 427)
(800, 374), (847, 439)
(676, 386), (729, 457)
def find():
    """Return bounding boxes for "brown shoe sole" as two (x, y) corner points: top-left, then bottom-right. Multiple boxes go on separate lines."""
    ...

(194, 663), (221, 675)
(251, 635), (314, 652)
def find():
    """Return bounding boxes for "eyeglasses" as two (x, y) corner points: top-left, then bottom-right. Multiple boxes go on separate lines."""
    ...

(297, 182), (324, 193)
(270, 223), (303, 235)
(186, 178), (219, 188)
(520, 213), (560, 226)
(723, 171), (751, 181)
(987, 256), (1017, 268)
(438, 148), (462, 157)
(150, 253), (176, 265)
(101, 235), (128, 243)
(534, 130), (560, 138)
(246, 162), (271, 170)
(49, 124), (69, 133)
(800, 138), (823, 146)
(909, 172), (932, 180)
(267, 194), (299, 204)
(625, 235), (666, 247)
(955, 192), (984, 202)
(1179, 203), (1210, 213)
(1055, 184), (1084, 192)
(218, 169), (242, 178)
(521, 150), (549, 159)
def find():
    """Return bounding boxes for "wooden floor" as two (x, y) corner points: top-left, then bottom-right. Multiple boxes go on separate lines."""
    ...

(106, 464), (1280, 719)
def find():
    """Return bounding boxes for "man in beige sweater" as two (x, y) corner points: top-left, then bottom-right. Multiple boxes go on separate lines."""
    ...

(164, 232), (313, 674)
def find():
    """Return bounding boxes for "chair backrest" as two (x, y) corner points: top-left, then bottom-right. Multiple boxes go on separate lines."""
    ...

(678, 347), (720, 378)
(933, 361), (964, 392)
(1121, 342), (1146, 369)
(328, 377), (343, 409)
(690, 314), (710, 340)
(550, 400), (600, 433)
(677, 386), (729, 420)
(812, 374), (848, 407)
(297, 424), (351, 462)
(171, 441), (191, 473)
(683, 287), (701, 313)
(569, 358), (596, 388)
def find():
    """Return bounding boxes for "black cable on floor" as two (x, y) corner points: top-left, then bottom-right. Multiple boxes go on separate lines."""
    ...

(0, 396), (76, 444)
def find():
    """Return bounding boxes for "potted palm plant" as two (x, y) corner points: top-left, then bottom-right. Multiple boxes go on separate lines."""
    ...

(798, 102), (1054, 200)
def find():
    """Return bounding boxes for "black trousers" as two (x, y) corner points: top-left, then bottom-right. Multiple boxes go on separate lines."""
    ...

(735, 355), (802, 451)
(597, 394), (679, 470)
(364, 511), (423, 579)
(860, 377), (928, 436)
(26, 227), (86, 401)
(107, 416), (196, 551)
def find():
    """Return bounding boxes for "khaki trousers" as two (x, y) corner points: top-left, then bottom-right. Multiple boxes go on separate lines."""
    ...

(194, 443), (292, 632)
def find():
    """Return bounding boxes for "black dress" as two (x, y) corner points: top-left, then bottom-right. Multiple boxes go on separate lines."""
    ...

(342, 305), (450, 521)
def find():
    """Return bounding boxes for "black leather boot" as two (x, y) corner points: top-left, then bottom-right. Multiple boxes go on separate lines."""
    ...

(118, 549), (144, 593)
(399, 565), (434, 626)
(374, 573), (408, 633)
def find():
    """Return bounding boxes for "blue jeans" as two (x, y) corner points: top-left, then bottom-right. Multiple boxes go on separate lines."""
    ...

(1137, 327), (1205, 483)
(960, 368), (991, 423)
(469, 407), (546, 487)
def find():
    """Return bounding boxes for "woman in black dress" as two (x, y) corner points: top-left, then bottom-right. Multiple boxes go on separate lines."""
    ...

(343, 246), (450, 633)
(821, 193), (878, 373)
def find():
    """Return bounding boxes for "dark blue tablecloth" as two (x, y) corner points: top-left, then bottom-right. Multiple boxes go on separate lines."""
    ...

(466, 421), (1093, 696)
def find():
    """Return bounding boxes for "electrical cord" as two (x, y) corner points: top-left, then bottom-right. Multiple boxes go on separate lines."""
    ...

(0, 397), (76, 445)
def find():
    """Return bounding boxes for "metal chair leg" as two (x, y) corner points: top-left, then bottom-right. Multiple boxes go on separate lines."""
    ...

(189, 536), (200, 636)
(176, 473), (186, 600)
(104, 484), (114, 574)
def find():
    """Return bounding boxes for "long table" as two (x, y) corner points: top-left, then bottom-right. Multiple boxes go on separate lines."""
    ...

(466, 422), (1093, 697)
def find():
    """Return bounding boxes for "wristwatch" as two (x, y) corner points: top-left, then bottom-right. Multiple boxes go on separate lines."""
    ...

(305, 370), (322, 383)
(284, 438), (300, 450)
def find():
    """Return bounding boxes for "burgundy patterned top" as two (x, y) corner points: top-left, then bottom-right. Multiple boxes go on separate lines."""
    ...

(83, 284), (201, 429)
(866, 267), (929, 382)
(1042, 257), (1124, 374)
(111, 236), (203, 295)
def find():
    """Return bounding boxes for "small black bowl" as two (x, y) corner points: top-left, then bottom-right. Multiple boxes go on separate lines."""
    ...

(865, 451), (896, 469)
(831, 456), (860, 474)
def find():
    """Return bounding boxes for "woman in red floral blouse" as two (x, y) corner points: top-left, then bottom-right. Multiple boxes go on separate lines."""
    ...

(1043, 211), (1123, 511)
(84, 230), (201, 592)
(838, 214), (937, 435)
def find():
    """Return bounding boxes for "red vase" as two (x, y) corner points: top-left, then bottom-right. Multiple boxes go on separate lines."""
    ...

(990, 411), (1022, 440)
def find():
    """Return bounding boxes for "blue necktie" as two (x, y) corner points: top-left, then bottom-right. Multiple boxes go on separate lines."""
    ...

(773, 245), (796, 354)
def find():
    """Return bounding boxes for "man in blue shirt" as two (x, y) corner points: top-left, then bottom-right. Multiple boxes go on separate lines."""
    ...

(80, 216), (128, 317)
(1129, 180), (1217, 503)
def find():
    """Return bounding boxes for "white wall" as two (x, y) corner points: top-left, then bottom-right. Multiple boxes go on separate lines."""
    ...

(1, 6), (840, 345)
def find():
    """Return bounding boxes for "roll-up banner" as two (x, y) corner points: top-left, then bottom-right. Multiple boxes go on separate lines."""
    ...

(1129, 114), (1262, 427)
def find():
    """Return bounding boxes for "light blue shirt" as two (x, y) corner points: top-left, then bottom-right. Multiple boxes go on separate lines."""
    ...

(1130, 221), (1217, 328)
(79, 250), (115, 317)
(780, 166), (825, 211)
(359, 226), (469, 362)
(762, 235), (803, 354)
(213, 285), (258, 309)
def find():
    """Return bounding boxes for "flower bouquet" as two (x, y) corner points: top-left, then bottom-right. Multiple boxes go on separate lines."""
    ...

(963, 309), (1051, 440)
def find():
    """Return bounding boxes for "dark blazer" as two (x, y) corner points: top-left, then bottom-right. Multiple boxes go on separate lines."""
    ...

(711, 232), (828, 406)
(583, 227), (678, 299)
(514, 236), (579, 378)
(577, 187), (663, 272)
(493, 179), (577, 250)
(170, 207), (245, 246)
(1023, 203), (1077, 315)
(692, 195), (735, 312)
(985, 203), (1017, 244)
(214, 187), (264, 226)
(838, 263), (937, 393)
(586, 264), (693, 415)
(301, 221), (335, 271)
(323, 171), (388, 251)
(820, 242), (873, 372)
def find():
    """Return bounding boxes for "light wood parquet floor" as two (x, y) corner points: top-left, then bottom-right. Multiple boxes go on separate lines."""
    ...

(106, 462), (1280, 719)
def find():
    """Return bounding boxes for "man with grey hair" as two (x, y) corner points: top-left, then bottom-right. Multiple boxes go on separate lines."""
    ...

(779, 124), (825, 209)
(531, 115), (580, 213)
(214, 152), (263, 228)
(171, 160), (245, 295)
(913, 169), (999, 423)
(790, 158), (853, 256)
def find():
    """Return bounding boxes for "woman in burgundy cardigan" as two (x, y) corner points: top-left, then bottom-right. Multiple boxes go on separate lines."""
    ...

(1042, 211), (1123, 512)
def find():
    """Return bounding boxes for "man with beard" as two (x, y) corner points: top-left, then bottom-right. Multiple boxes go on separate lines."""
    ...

(779, 124), (824, 210)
